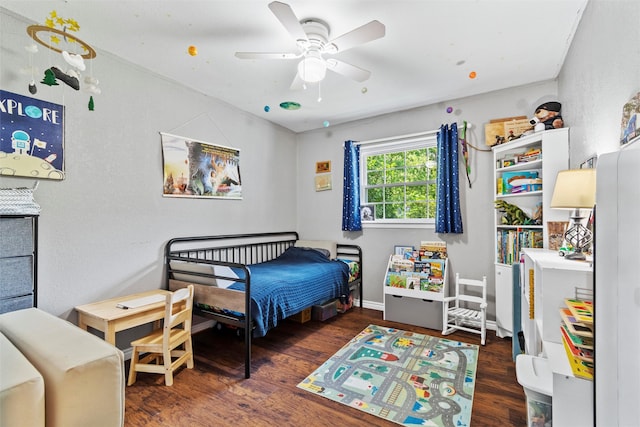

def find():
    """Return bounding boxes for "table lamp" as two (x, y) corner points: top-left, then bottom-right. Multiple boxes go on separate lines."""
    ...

(550, 169), (596, 260)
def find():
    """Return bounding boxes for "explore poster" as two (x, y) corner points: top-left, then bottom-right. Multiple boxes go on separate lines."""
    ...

(0, 90), (65, 180)
(161, 132), (241, 199)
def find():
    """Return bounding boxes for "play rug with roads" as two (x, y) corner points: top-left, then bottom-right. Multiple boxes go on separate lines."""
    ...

(297, 324), (478, 427)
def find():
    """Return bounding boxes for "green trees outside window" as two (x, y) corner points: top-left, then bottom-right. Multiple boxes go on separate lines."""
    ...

(362, 144), (438, 222)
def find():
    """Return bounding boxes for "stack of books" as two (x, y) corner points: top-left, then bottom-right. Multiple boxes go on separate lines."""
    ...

(559, 298), (594, 380)
(516, 148), (542, 163)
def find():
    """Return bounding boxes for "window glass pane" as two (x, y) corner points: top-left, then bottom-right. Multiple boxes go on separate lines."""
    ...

(386, 152), (405, 169)
(406, 165), (427, 182)
(406, 185), (426, 201)
(406, 202), (427, 219)
(385, 167), (405, 184)
(366, 187), (383, 203)
(385, 202), (405, 219)
(427, 198), (437, 218)
(384, 186), (405, 202)
(367, 170), (384, 186)
(406, 148), (426, 166)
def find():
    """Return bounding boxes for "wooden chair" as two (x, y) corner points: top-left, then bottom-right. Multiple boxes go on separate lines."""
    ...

(127, 285), (194, 386)
(442, 273), (487, 345)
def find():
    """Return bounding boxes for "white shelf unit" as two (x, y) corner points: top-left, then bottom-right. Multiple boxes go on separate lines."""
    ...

(492, 128), (569, 338)
(383, 256), (449, 330)
(519, 248), (593, 426)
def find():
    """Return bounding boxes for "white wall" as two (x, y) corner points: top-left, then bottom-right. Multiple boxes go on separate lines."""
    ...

(559, 0), (640, 165)
(296, 80), (559, 320)
(0, 10), (298, 347)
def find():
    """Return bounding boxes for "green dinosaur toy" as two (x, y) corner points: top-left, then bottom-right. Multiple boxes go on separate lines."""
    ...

(494, 200), (538, 225)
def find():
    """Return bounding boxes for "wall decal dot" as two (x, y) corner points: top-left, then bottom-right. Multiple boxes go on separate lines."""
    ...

(188, 45), (198, 56)
(446, 106), (453, 113)
(468, 71), (477, 79)
(264, 105), (270, 112)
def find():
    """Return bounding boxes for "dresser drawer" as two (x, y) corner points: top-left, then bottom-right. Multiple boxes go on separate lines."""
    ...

(0, 217), (34, 257)
(0, 295), (33, 314)
(0, 257), (33, 298)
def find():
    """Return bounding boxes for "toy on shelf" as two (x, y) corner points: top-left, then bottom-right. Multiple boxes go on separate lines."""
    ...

(529, 102), (564, 132)
(494, 200), (540, 225)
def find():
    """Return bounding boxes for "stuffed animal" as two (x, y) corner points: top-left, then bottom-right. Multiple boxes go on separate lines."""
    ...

(530, 101), (564, 132)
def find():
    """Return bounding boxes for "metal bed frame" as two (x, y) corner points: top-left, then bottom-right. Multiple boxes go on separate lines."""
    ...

(165, 231), (362, 378)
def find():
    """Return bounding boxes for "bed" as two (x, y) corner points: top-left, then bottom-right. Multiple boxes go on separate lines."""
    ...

(164, 231), (362, 378)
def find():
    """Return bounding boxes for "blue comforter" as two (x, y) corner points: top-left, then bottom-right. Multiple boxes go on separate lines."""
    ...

(228, 246), (349, 337)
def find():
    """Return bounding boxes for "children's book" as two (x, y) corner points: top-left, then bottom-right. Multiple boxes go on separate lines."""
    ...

(564, 298), (593, 324)
(419, 241), (447, 259)
(386, 273), (407, 288)
(561, 324), (594, 358)
(560, 307), (593, 338)
(561, 323), (593, 350)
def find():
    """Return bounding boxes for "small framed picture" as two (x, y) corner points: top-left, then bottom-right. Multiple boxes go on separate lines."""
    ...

(394, 245), (414, 259)
(315, 174), (332, 191)
(360, 205), (375, 221)
(316, 161), (331, 174)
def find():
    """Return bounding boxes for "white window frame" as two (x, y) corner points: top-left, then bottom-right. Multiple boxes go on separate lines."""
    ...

(359, 135), (438, 229)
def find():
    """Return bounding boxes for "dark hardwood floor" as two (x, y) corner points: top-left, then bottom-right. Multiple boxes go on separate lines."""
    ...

(124, 308), (527, 426)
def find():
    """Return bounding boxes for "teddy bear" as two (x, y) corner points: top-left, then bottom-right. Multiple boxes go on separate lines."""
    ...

(530, 101), (564, 132)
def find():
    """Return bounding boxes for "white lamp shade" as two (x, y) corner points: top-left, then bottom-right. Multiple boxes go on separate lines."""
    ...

(297, 53), (327, 83)
(550, 169), (597, 209)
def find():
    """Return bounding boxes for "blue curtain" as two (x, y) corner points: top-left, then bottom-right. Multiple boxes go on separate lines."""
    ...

(435, 124), (463, 233)
(342, 140), (362, 231)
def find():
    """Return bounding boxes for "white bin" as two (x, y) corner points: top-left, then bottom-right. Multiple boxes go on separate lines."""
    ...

(516, 354), (553, 427)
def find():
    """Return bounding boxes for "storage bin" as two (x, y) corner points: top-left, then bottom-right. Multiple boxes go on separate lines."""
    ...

(288, 307), (311, 323)
(384, 295), (442, 330)
(312, 300), (337, 321)
(516, 354), (553, 427)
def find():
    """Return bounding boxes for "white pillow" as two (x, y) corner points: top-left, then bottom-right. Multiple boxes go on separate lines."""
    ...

(212, 265), (239, 289)
(295, 240), (337, 259)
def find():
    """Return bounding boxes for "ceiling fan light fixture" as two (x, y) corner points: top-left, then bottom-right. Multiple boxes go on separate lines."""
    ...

(297, 54), (326, 83)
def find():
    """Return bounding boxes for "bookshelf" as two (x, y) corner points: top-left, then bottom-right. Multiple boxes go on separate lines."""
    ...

(492, 128), (569, 338)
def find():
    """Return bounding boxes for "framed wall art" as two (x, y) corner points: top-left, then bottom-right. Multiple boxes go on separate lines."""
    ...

(316, 160), (331, 173)
(161, 132), (241, 199)
(360, 204), (375, 221)
(315, 173), (332, 191)
(620, 91), (640, 147)
(0, 90), (65, 180)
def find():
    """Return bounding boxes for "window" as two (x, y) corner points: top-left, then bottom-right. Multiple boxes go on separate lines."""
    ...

(360, 136), (438, 225)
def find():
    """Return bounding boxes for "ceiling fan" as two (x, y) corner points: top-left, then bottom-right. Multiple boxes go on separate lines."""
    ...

(235, 1), (385, 89)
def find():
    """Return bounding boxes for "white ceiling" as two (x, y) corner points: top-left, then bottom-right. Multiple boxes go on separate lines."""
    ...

(2, 0), (588, 133)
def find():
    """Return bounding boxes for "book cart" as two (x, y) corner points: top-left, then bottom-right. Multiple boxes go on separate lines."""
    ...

(383, 242), (449, 330)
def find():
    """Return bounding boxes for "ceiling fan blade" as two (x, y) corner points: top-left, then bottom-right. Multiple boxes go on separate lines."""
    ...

(268, 1), (308, 43)
(235, 52), (301, 60)
(325, 20), (385, 53)
(326, 59), (371, 82)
